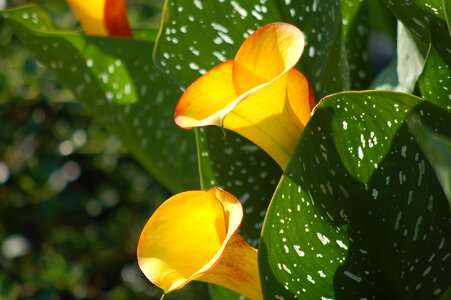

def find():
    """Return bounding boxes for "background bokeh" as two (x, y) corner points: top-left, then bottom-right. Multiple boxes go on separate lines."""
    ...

(0, 1), (209, 299)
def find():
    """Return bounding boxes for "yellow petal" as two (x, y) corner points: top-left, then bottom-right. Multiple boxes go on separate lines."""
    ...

(176, 23), (305, 130)
(175, 60), (237, 128)
(200, 234), (262, 300)
(286, 68), (315, 128)
(67, 0), (108, 36)
(221, 78), (299, 168)
(231, 68), (313, 168)
(66, 0), (132, 37)
(232, 22), (305, 95)
(223, 23), (307, 168)
(175, 22), (311, 169)
(137, 188), (243, 293)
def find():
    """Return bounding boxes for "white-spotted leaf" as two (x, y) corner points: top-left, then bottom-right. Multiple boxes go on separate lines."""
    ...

(260, 91), (451, 298)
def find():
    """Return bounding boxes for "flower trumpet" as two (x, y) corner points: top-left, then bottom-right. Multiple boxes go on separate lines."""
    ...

(66, 0), (132, 38)
(137, 187), (262, 299)
(175, 22), (314, 169)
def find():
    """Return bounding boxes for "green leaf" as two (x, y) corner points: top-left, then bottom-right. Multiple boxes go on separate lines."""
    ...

(429, 17), (451, 67)
(412, 0), (446, 20)
(396, 21), (427, 93)
(319, 24), (350, 97)
(1, 4), (55, 30)
(383, 0), (431, 54)
(209, 284), (245, 300)
(380, 0), (451, 108)
(383, 0), (450, 107)
(0, 5), (198, 193)
(408, 114), (451, 209)
(419, 47), (451, 112)
(260, 91), (451, 298)
(445, 0), (451, 36)
(342, 0), (372, 90)
(384, 0), (451, 64)
(418, 16), (451, 112)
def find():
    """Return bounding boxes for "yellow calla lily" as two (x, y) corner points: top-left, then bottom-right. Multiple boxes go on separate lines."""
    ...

(175, 22), (314, 169)
(66, 0), (132, 38)
(137, 187), (262, 300)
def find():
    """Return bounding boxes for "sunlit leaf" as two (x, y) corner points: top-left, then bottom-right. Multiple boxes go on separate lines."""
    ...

(260, 91), (451, 298)
(0, 5), (198, 193)
(396, 21), (426, 93)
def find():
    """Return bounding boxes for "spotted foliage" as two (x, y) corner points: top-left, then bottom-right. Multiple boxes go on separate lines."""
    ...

(418, 30), (451, 112)
(260, 91), (451, 298)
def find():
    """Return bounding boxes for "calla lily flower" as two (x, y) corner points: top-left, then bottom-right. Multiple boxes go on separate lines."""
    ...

(175, 22), (314, 169)
(66, 0), (132, 38)
(137, 187), (262, 300)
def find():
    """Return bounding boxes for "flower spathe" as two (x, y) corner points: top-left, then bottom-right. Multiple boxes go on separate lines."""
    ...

(137, 187), (262, 300)
(175, 22), (314, 169)
(66, 0), (132, 38)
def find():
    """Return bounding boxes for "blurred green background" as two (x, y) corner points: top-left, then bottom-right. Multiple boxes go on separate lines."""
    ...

(0, 1), (210, 299)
